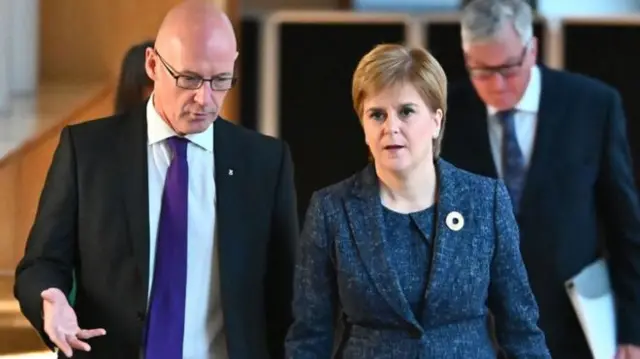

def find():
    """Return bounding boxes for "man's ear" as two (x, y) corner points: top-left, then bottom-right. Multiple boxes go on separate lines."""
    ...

(145, 48), (158, 81)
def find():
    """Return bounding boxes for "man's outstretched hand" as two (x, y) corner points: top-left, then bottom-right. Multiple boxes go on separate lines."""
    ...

(41, 288), (107, 357)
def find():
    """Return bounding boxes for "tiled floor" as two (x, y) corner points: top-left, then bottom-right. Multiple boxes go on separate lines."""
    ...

(0, 83), (105, 160)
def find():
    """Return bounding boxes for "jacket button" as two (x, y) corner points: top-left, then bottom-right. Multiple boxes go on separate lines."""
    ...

(137, 311), (145, 321)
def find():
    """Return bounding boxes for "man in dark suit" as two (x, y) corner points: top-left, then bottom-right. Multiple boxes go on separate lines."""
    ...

(441, 0), (640, 358)
(13, 1), (298, 358)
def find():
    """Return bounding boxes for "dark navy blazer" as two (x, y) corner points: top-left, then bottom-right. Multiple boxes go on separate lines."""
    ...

(442, 66), (640, 357)
(285, 159), (550, 358)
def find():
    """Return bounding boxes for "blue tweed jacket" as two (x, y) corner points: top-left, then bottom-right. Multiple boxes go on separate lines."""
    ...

(285, 159), (550, 358)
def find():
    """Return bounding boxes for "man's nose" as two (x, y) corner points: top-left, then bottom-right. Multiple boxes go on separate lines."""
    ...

(486, 73), (506, 90)
(194, 83), (215, 106)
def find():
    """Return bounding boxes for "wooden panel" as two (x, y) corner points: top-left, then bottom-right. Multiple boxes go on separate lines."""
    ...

(40, 0), (181, 83)
(40, 0), (238, 81)
(221, 0), (241, 122)
(0, 163), (17, 273)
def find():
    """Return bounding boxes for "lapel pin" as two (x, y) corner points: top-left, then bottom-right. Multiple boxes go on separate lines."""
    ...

(228, 169), (234, 176)
(446, 211), (464, 231)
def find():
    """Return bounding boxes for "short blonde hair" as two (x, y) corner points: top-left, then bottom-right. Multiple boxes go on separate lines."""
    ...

(352, 44), (448, 158)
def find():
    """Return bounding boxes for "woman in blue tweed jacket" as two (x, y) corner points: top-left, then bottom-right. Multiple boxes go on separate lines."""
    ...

(284, 44), (550, 358)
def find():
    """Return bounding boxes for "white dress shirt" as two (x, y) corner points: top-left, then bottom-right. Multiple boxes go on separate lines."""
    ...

(486, 65), (542, 178)
(146, 96), (227, 359)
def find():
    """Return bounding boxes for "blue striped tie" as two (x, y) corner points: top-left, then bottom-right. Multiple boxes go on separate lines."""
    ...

(498, 110), (526, 213)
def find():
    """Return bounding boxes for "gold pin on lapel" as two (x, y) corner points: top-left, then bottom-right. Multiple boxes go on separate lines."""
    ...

(228, 169), (234, 176)
(446, 211), (464, 231)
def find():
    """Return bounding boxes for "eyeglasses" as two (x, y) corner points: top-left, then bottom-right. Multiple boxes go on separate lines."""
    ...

(466, 41), (531, 80)
(154, 49), (237, 91)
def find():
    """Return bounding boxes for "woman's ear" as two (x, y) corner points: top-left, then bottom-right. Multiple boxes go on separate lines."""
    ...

(433, 109), (443, 139)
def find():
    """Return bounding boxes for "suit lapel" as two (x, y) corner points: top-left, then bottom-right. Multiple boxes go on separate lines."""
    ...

(423, 160), (469, 306)
(117, 106), (151, 299)
(344, 166), (421, 329)
(520, 68), (567, 211)
(213, 118), (249, 314)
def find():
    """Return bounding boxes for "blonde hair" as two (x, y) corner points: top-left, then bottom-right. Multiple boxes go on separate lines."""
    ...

(352, 44), (448, 158)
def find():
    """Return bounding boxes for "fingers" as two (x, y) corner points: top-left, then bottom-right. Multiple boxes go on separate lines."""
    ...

(43, 320), (72, 357)
(65, 328), (107, 354)
(67, 334), (91, 352)
(46, 327), (106, 357)
(76, 328), (107, 339)
(47, 330), (73, 358)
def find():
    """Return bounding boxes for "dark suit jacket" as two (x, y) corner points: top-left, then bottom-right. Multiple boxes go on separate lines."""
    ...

(285, 160), (549, 358)
(441, 66), (640, 358)
(14, 105), (299, 359)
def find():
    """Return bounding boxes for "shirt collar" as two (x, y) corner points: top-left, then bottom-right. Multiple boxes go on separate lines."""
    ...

(146, 94), (214, 152)
(487, 65), (541, 116)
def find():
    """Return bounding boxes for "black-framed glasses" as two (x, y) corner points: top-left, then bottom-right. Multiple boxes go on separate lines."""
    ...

(154, 49), (237, 91)
(466, 40), (531, 80)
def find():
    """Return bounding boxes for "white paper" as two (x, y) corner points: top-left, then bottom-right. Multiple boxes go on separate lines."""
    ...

(565, 259), (616, 359)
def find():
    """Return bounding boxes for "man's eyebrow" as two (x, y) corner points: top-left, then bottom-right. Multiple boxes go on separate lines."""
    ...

(216, 72), (234, 78)
(465, 54), (521, 67)
(177, 70), (201, 77)
(178, 70), (234, 78)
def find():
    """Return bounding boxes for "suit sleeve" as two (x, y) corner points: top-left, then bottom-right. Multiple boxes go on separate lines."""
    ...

(595, 90), (640, 345)
(284, 191), (337, 359)
(489, 181), (551, 359)
(265, 141), (299, 359)
(13, 127), (78, 350)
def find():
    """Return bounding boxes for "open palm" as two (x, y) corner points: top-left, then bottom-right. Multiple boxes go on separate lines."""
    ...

(41, 288), (106, 358)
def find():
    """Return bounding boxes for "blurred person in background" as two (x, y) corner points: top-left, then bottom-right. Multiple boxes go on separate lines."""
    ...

(114, 40), (155, 114)
(13, 1), (298, 358)
(441, 0), (640, 358)
(285, 43), (550, 359)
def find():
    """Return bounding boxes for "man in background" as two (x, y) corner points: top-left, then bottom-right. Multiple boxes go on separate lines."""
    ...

(441, 0), (640, 357)
(14, 1), (298, 358)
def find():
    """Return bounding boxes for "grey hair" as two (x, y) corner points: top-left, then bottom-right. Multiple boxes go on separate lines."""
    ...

(460, 0), (533, 48)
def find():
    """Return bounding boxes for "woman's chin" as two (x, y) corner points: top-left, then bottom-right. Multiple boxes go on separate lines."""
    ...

(377, 158), (413, 174)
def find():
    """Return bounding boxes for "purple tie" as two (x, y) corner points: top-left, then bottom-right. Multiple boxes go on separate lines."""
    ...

(144, 136), (189, 359)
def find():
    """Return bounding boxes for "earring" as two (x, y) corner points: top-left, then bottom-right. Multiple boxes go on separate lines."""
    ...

(433, 129), (440, 139)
